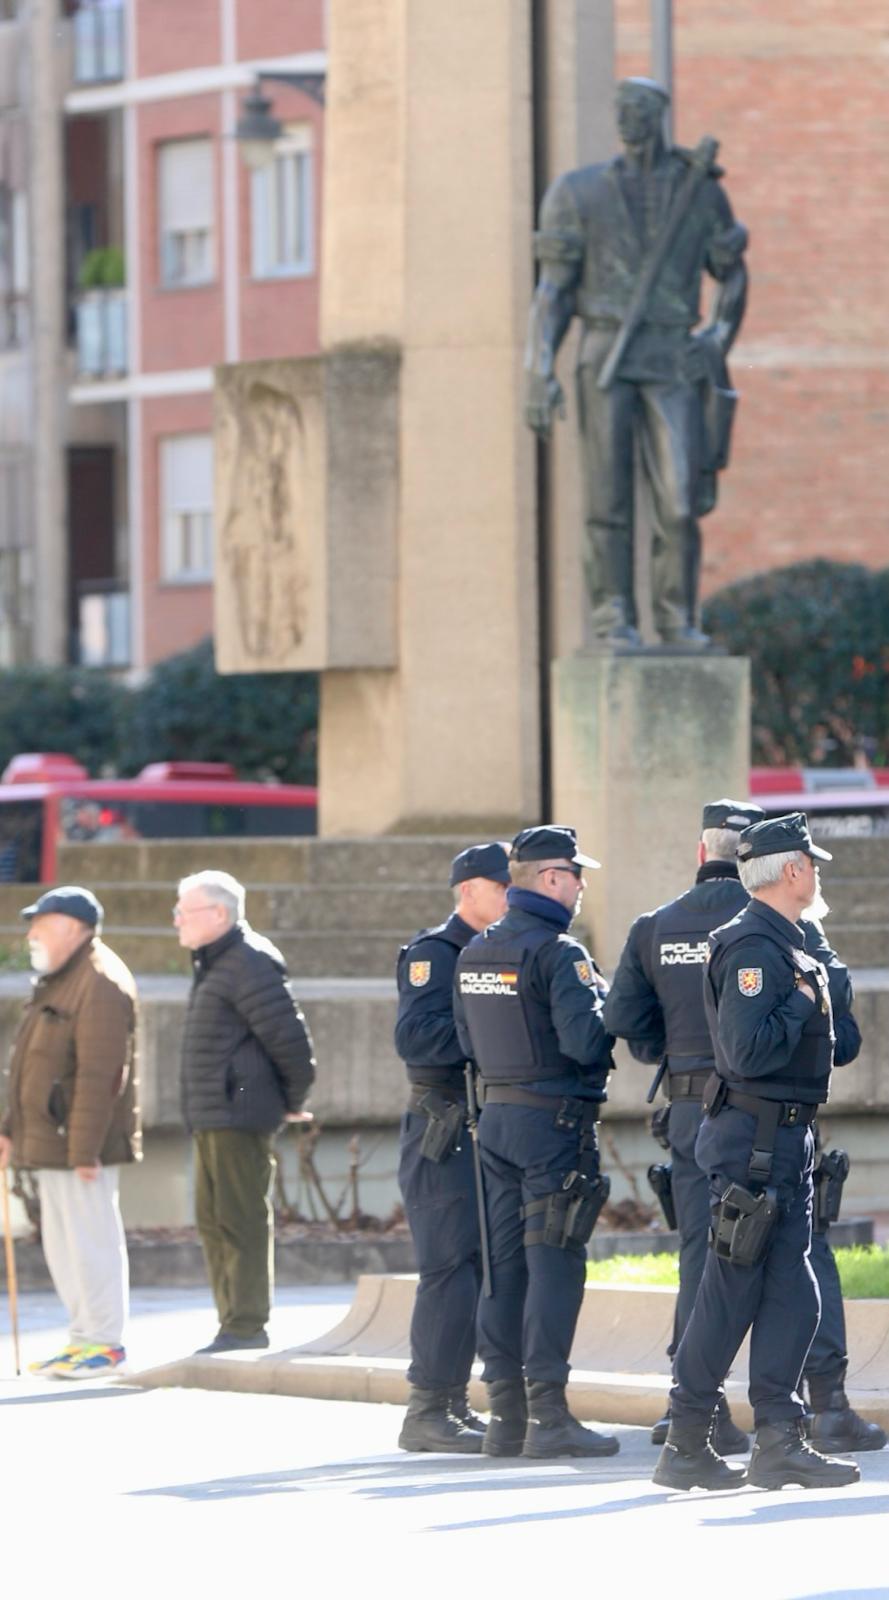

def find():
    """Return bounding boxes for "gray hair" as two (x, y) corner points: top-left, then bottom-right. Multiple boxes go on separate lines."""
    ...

(177, 870), (245, 926)
(701, 826), (741, 863)
(738, 849), (805, 894)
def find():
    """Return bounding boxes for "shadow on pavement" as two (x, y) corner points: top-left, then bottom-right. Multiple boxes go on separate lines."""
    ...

(0, 1385), (147, 1408)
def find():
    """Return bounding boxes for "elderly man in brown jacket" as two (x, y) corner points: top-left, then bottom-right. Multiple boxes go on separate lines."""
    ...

(0, 886), (141, 1378)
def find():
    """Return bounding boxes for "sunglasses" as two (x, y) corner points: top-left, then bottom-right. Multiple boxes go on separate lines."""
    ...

(537, 863), (582, 880)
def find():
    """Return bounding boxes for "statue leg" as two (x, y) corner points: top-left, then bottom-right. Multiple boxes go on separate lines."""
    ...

(638, 382), (708, 647)
(575, 362), (641, 644)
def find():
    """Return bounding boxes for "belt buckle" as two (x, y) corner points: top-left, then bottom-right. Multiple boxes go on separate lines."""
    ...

(785, 1104), (799, 1127)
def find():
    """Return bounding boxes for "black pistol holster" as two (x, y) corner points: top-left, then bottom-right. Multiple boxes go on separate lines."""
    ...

(813, 1147), (850, 1233)
(647, 1162), (677, 1231)
(650, 1103), (671, 1151)
(522, 1101), (610, 1251)
(705, 1074), (781, 1268)
(416, 1091), (465, 1163)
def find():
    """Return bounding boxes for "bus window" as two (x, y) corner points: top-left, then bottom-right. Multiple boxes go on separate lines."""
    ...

(0, 800), (43, 883)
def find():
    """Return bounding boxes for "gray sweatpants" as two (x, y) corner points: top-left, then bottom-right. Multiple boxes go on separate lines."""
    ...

(36, 1166), (129, 1347)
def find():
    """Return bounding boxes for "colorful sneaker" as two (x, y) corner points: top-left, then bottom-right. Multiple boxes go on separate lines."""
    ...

(53, 1344), (127, 1379)
(29, 1345), (84, 1376)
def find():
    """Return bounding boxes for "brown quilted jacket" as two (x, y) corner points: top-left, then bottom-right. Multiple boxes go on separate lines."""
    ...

(0, 936), (142, 1169)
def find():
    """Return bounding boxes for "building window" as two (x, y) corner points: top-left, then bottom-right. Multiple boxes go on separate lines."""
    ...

(250, 126), (313, 280)
(160, 434), (213, 583)
(158, 139), (214, 288)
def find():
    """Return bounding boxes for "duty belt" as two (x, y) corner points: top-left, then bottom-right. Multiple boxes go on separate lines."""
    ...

(483, 1085), (600, 1129)
(667, 1069), (712, 1102)
(703, 1072), (817, 1187)
(724, 1087), (818, 1129)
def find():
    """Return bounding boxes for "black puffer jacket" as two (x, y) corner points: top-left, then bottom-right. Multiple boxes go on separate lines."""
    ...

(180, 923), (315, 1133)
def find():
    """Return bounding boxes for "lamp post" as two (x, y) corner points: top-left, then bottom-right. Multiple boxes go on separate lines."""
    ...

(235, 71), (326, 169)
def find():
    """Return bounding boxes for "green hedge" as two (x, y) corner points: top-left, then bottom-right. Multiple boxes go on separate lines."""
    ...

(0, 638), (318, 785)
(702, 560), (889, 767)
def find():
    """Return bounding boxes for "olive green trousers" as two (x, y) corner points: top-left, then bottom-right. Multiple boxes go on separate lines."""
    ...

(193, 1129), (275, 1336)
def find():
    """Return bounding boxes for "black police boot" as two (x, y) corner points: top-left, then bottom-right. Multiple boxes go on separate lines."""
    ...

(523, 1382), (619, 1459)
(710, 1393), (749, 1456)
(397, 1387), (483, 1453)
(746, 1420), (860, 1489)
(482, 1379), (528, 1457)
(448, 1387), (487, 1435)
(653, 1416), (747, 1491)
(810, 1388), (887, 1454)
(650, 1407), (671, 1446)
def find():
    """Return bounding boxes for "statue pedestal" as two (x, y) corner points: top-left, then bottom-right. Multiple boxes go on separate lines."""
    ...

(551, 653), (751, 970)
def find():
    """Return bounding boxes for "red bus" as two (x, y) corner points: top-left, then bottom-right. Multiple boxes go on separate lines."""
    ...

(0, 754), (317, 883)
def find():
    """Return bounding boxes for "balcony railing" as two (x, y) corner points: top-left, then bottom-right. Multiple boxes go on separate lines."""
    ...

(75, 288), (127, 379)
(79, 583), (129, 668)
(73, 1), (125, 85)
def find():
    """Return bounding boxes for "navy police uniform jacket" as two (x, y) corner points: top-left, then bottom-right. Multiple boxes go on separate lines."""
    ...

(603, 861), (861, 1076)
(454, 888), (614, 1100)
(394, 912), (474, 1091)
(704, 898), (835, 1105)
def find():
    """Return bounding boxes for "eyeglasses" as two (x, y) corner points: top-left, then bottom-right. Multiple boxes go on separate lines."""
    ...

(537, 864), (582, 880)
(173, 902), (218, 922)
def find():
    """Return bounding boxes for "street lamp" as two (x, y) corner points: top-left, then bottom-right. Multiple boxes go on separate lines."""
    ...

(235, 71), (326, 169)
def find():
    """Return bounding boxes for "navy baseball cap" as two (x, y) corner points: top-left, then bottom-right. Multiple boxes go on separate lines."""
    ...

(21, 886), (104, 928)
(736, 812), (832, 864)
(510, 825), (601, 870)
(702, 799), (765, 833)
(449, 842), (511, 887)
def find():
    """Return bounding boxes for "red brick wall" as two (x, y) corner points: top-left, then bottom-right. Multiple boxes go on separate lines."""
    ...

(135, 0), (221, 77)
(142, 393), (214, 666)
(614, 0), (889, 595)
(235, 0), (324, 60)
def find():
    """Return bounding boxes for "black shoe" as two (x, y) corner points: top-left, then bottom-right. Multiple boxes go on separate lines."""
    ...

(482, 1379), (528, 1457)
(711, 1395), (749, 1456)
(523, 1382), (619, 1459)
(747, 1420), (860, 1489)
(448, 1387), (486, 1435)
(650, 1409), (671, 1446)
(194, 1330), (270, 1354)
(653, 1420), (747, 1492)
(810, 1389), (887, 1454)
(398, 1387), (482, 1454)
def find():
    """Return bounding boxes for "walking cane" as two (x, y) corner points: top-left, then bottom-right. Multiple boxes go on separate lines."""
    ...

(1, 1167), (21, 1376)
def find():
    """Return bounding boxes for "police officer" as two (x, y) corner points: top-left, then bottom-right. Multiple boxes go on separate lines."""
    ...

(395, 842), (510, 1453)
(607, 799), (884, 1456)
(653, 813), (860, 1491)
(455, 826), (618, 1459)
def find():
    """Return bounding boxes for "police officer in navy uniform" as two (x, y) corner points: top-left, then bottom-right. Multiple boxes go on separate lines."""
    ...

(607, 799), (884, 1457)
(395, 842), (510, 1453)
(653, 813), (860, 1492)
(454, 826), (618, 1459)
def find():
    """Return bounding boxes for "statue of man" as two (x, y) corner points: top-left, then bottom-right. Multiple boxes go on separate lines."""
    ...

(525, 77), (748, 649)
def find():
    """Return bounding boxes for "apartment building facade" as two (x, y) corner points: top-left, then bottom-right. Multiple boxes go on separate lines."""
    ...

(0, 0), (324, 670)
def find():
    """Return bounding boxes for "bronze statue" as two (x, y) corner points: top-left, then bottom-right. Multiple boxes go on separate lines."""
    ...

(525, 78), (748, 649)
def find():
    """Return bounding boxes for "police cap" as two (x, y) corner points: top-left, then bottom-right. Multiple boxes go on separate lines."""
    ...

(449, 842), (511, 887)
(736, 812), (832, 864)
(510, 825), (601, 870)
(21, 885), (104, 928)
(702, 798), (765, 833)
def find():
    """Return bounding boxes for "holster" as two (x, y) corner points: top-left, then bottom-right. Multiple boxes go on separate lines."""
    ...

(711, 1181), (779, 1268)
(416, 1092), (465, 1164)
(647, 1162), (677, 1231)
(524, 1172), (611, 1251)
(813, 1147), (850, 1233)
(650, 1104), (671, 1151)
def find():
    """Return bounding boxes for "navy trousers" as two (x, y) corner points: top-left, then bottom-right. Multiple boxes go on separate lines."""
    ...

(397, 1110), (481, 1390)
(671, 1106), (820, 1429)
(666, 1098), (848, 1392)
(476, 1103), (598, 1385)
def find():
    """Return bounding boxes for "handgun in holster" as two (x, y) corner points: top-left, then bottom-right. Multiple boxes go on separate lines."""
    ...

(417, 1092), (465, 1163)
(647, 1162), (677, 1231)
(813, 1147), (850, 1233)
(711, 1181), (779, 1267)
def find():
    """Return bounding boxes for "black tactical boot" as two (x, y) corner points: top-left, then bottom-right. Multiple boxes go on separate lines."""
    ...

(523, 1382), (619, 1459)
(653, 1416), (747, 1491)
(746, 1420), (860, 1489)
(397, 1387), (483, 1453)
(650, 1408), (671, 1446)
(448, 1387), (487, 1435)
(482, 1379), (528, 1457)
(810, 1388), (887, 1454)
(710, 1393), (749, 1456)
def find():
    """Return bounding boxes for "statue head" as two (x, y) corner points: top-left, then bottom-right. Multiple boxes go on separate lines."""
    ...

(616, 78), (669, 150)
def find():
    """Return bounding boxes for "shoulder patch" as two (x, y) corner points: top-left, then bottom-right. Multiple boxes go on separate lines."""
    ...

(574, 960), (594, 986)
(409, 961), (432, 988)
(737, 967), (763, 997)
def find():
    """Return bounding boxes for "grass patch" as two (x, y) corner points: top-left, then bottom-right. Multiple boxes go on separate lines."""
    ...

(586, 1245), (889, 1298)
